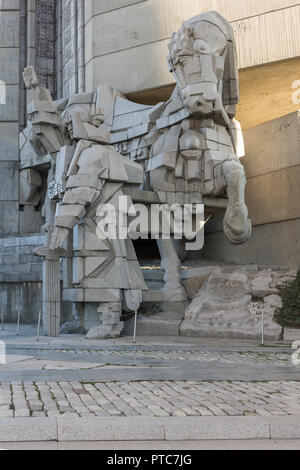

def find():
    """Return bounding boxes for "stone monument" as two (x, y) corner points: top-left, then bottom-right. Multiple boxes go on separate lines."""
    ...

(22, 67), (147, 338)
(19, 11), (284, 340)
(101, 12), (252, 299)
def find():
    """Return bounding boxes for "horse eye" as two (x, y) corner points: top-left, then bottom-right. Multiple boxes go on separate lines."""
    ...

(194, 40), (210, 54)
(197, 45), (208, 53)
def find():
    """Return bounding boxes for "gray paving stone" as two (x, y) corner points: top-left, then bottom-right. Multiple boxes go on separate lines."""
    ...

(0, 418), (57, 442)
(57, 416), (165, 441)
(270, 416), (300, 439)
(163, 416), (270, 440)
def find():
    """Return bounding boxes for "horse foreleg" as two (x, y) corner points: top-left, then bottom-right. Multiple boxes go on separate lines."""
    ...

(222, 159), (252, 244)
(157, 238), (187, 300)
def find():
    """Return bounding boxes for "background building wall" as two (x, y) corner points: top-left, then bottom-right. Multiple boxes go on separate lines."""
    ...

(0, 0), (20, 237)
(0, 1), (57, 320)
(84, 0), (300, 130)
(1, 0), (299, 254)
(83, 0), (300, 267)
(203, 111), (300, 266)
(35, 0), (56, 97)
(0, 0), (299, 324)
(55, 0), (85, 99)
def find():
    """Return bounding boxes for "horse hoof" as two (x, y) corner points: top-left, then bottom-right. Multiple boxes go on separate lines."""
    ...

(224, 219), (252, 245)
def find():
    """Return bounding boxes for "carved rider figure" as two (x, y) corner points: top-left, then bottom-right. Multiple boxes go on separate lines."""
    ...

(23, 66), (147, 338)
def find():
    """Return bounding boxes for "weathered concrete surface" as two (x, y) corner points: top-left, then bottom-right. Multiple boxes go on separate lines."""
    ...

(1, 439), (300, 450)
(0, 235), (74, 324)
(0, 235), (43, 323)
(0, 123), (20, 161)
(0, 416), (300, 442)
(204, 111), (300, 266)
(122, 314), (182, 337)
(85, 1), (300, 129)
(85, 1), (300, 91)
(0, 418), (57, 442)
(1, 328), (299, 382)
(0, 4), (20, 238)
(204, 218), (300, 266)
(243, 111), (300, 178)
(0, 48), (19, 84)
(245, 166), (300, 227)
(284, 329), (300, 342)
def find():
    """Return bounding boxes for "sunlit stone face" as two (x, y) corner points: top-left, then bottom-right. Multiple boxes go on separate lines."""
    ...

(168, 19), (228, 116)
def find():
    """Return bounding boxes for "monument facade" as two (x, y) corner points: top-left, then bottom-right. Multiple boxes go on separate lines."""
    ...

(0, 1), (298, 338)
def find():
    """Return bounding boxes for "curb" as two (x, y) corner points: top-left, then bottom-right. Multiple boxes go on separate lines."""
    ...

(0, 416), (299, 442)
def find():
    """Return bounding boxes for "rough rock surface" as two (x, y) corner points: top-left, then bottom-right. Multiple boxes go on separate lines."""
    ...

(85, 323), (124, 340)
(179, 266), (296, 340)
(60, 320), (85, 335)
(249, 269), (279, 298)
(264, 294), (283, 309)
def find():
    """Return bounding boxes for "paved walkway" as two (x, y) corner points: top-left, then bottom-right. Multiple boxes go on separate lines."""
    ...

(0, 326), (299, 419)
(1, 380), (300, 419)
(1, 439), (300, 450)
(0, 325), (299, 448)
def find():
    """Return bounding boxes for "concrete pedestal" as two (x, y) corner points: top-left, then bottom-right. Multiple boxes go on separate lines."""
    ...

(42, 259), (61, 337)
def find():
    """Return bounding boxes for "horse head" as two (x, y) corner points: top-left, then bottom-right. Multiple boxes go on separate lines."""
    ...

(168, 11), (239, 118)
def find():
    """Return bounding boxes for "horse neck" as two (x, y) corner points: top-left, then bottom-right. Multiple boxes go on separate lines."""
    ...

(162, 85), (231, 135)
(162, 86), (184, 117)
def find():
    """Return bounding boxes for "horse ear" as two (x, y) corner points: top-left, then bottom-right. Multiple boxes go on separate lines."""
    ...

(223, 39), (240, 106)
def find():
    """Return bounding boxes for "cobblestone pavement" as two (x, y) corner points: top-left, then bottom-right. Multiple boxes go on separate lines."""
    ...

(45, 349), (292, 366)
(1, 328), (299, 419)
(0, 380), (300, 419)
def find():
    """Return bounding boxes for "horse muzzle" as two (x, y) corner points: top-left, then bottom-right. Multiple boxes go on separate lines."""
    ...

(183, 95), (215, 115)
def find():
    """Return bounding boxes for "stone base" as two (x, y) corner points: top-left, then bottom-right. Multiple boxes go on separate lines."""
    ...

(60, 320), (86, 335)
(85, 301), (124, 339)
(85, 322), (124, 340)
(180, 319), (283, 341)
(178, 266), (296, 341)
(283, 328), (300, 342)
(42, 259), (61, 337)
(122, 314), (182, 337)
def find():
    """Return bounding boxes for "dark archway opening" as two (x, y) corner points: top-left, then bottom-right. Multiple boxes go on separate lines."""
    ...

(133, 239), (160, 262)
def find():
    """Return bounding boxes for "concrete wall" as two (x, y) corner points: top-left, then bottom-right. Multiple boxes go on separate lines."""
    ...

(83, 0), (300, 268)
(85, 0), (300, 89)
(0, 1), (61, 322)
(0, 234), (72, 323)
(0, 0), (299, 324)
(35, 0), (56, 97)
(84, 0), (300, 129)
(0, 0), (20, 236)
(0, 235), (43, 323)
(56, 0), (85, 98)
(203, 111), (300, 267)
(0, 0), (57, 238)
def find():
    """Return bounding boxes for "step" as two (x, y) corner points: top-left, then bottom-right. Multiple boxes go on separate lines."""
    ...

(122, 314), (183, 337)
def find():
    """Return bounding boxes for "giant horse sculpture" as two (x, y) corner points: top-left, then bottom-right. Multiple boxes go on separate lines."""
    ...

(101, 11), (252, 300)
(20, 11), (252, 337)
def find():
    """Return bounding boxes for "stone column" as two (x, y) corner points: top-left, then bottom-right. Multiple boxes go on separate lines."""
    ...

(0, 1), (20, 236)
(56, 0), (85, 98)
(42, 258), (61, 337)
